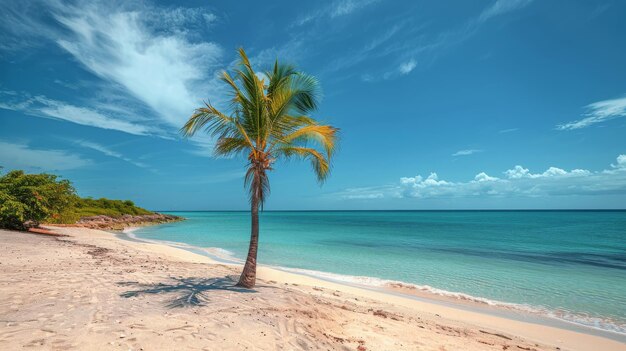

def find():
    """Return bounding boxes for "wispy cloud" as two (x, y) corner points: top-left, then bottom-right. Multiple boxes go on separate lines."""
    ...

(146, 6), (219, 33)
(1, 1), (226, 155)
(52, 1), (223, 128)
(295, 0), (380, 26)
(330, 0), (379, 18)
(557, 95), (626, 130)
(53, 79), (79, 90)
(249, 37), (307, 69)
(74, 140), (148, 169)
(328, 22), (408, 80)
(0, 141), (92, 171)
(452, 149), (482, 156)
(498, 128), (519, 133)
(354, 0), (534, 82)
(339, 188), (386, 200)
(259, 1), (387, 72)
(0, 1), (48, 51)
(479, 0), (534, 22)
(335, 154), (626, 200)
(398, 59), (417, 75)
(0, 91), (157, 136)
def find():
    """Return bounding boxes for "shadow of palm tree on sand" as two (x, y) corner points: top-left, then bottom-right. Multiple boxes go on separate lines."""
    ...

(118, 275), (256, 308)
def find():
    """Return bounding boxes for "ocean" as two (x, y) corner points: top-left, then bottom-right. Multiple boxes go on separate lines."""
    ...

(130, 210), (626, 336)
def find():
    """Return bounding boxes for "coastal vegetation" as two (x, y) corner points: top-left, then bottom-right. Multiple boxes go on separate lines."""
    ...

(0, 169), (154, 230)
(60, 197), (153, 220)
(181, 48), (338, 288)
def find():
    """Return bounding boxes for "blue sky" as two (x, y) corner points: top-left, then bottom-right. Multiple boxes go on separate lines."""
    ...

(1, 0), (625, 210)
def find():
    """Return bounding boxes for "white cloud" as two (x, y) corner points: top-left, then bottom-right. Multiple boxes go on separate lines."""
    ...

(331, 0), (378, 18)
(147, 6), (218, 31)
(184, 134), (218, 158)
(203, 13), (218, 24)
(336, 155), (626, 200)
(75, 140), (148, 169)
(1, 1), (226, 155)
(612, 155), (626, 169)
(0, 91), (156, 136)
(541, 167), (567, 177)
(0, 141), (91, 171)
(250, 38), (306, 69)
(479, 0), (534, 22)
(295, 0), (379, 26)
(52, 1), (223, 128)
(53, 79), (78, 90)
(498, 128), (518, 133)
(329, 23), (406, 81)
(503, 165), (530, 179)
(0, 1), (47, 51)
(557, 95), (626, 130)
(504, 165), (591, 179)
(474, 172), (499, 182)
(354, 0), (533, 83)
(331, 1), (360, 17)
(341, 190), (385, 200)
(399, 59), (417, 75)
(350, 0), (533, 82)
(452, 149), (482, 156)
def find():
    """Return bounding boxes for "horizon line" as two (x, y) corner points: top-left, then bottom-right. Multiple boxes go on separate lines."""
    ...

(153, 209), (626, 212)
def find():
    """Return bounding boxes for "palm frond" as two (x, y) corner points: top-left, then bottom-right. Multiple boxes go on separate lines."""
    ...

(215, 137), (250, 157)
(277, 124), (338, 158)
(265, 71), (321, 134)
(181, 47), (338, 202)
(274, 146), (331, 183)
(289, 73), (321, 114)
(179, 102), (235, 138)
(234, 49), (268, 144)
(221, 71), (254, 121)
(266, 60), (297, 99)
(270, 115), (317, 137)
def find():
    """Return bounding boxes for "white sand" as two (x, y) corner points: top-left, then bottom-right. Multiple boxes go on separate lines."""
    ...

(0, 226), (623, 351)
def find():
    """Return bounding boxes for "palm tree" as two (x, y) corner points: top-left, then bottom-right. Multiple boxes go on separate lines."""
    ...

(180, 48), (338, 288)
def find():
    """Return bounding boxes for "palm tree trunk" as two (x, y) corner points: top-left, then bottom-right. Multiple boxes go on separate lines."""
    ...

(237, 191), (259, 288)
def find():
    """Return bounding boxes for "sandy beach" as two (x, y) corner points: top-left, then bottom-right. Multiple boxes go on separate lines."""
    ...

(0, 227), (624, 351)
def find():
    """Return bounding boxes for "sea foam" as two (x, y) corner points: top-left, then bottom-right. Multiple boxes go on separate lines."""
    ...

(274, 265), (626, 336)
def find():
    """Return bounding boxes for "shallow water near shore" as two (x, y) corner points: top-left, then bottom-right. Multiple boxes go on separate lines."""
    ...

(131, 210), (626, 337)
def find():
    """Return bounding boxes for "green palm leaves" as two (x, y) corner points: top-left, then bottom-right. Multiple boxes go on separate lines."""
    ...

(181, 48), (338, 205)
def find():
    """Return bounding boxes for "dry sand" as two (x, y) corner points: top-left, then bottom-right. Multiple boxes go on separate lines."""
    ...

(0, 227), (623, 351)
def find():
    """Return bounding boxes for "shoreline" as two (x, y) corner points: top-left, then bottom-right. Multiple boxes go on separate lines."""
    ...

(120, 226), (625, 349)
(2, 225), (624, 350)
(123, 226), (626, 342)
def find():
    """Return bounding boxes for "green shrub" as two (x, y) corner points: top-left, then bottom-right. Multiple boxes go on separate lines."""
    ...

(0, 191), (28, 229)
(70, 197), (152, 217)
(0, 169), (153, 229)
(0, 170), (76, 230)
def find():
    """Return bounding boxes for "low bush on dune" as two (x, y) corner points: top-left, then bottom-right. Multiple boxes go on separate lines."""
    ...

(0, 170), (75, 230)
(60, 198), (153, 220)
(0, 169), (152, 230)
(46, 197), (154, 224)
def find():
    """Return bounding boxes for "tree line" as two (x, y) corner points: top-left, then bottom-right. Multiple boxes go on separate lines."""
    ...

(0, 169), (152, 230)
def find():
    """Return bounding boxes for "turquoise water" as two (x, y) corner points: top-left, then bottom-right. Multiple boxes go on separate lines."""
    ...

(132, 210), (626, 334)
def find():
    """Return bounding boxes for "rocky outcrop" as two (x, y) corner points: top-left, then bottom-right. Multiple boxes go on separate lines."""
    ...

(56, 213), (183, 230)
